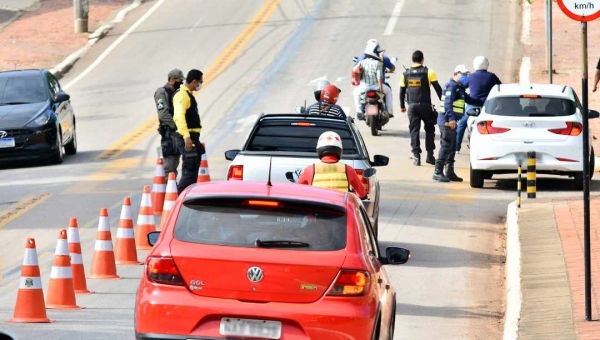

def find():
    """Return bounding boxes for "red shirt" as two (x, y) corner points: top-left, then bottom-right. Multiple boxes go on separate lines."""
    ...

(297, 155), (368, 199)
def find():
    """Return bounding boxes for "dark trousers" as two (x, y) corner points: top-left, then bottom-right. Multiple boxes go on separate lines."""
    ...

(408, 103), (436, 155)
(438, 125), (457, 165)
(176, 132), (205, 194)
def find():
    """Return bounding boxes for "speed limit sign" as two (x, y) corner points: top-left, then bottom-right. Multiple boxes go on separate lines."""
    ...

(557, 0), (600, 21)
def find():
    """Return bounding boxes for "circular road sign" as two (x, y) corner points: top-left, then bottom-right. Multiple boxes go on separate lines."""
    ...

(557, 0), (600, 22)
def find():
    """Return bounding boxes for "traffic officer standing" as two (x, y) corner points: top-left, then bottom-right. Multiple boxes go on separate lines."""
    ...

(399, 50), (443, 166)
(173, 69), (205, 194)
(155, 69), (185, 179)
(433, 64), (482, 182)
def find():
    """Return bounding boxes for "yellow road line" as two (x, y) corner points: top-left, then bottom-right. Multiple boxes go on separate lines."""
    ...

(0, 193), (52, 231)
(62, 158), (141, 195)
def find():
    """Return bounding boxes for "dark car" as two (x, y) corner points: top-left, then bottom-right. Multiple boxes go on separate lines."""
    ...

(0, 69), (77, 164)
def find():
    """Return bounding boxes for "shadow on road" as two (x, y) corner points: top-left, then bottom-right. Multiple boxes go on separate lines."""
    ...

(395, 302), (504, 320)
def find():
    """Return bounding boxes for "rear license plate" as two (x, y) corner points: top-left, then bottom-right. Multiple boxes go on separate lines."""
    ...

(220, 317), (282, 339)
(366, 105), (379, 116)
(0, 137), (15, 148)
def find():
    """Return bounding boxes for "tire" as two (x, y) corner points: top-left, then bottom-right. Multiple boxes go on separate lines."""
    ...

(590, 148), (595, 180)
(470, 163), (484, 188)
(370, 115), (378, 136)
(64, 120), (77, 155)
(574, 172), (583, 190)
(49, 129), (63, 165)
(387, 314), (395, 340)
(373, 216), (379, 240)
(484, 172), (493, 180)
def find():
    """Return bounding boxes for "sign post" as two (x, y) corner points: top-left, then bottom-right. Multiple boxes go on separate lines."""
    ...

(557, 0), (600, 322)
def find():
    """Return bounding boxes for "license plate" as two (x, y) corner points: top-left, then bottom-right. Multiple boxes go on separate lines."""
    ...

(0, 137), (15, 148)
(366, 105), (379, 116)
(220, 317), (282, 339)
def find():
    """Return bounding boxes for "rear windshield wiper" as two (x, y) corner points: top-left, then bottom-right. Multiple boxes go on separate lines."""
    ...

(254, 239), (310, 248)
(0, 101), (32, 106)
(528, 112), (558, 117)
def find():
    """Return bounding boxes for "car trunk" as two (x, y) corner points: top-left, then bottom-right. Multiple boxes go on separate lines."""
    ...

(486, 115), (578, 143)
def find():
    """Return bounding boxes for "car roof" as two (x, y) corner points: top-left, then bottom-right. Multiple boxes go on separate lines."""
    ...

(0, 69), (45, 78)
(258, 113), (354, 125)
(488, 83), (574, 100)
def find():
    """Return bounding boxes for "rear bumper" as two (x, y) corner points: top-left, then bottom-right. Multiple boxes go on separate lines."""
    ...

(471, 147), (585, 173)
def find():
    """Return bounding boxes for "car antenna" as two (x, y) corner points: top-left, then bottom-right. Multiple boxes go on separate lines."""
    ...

(267, 157), (273, 187)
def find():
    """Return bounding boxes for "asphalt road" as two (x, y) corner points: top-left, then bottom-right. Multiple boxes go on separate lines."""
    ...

(0, 0), (585, 339)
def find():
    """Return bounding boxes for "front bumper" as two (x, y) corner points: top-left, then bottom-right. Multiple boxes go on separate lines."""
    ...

(0, 128), (58, 162)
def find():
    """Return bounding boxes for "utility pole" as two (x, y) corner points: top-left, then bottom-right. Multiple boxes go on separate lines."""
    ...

(74, 0), (89, 34)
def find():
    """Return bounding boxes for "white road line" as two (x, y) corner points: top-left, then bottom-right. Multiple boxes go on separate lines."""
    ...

(307, 74), (328, 85)
(383, 0), (404, 36)
(63, 0), (167, 90)
(335, 77), (344, 82)
(189, 16), (203, 32)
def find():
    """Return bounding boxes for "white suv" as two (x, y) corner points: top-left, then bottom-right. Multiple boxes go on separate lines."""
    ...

(468, 83), (599, 190)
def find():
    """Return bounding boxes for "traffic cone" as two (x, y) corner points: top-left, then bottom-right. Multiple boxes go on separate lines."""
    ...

(197, 143), (211, 183)
(46, 229), (81, 309)
(115, 197), (141, 265)
(67, 218), (93, 294)
(135, 186), (156, 250)
(159, 173), (178, 231)
(151, 158), (166, 215)
(88, 208), (121, 280)
(6, 238), (53, 323)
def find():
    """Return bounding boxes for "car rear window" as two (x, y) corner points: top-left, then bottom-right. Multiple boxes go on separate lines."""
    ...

(246, 122), (359, 155)
(174, 202), (347, 251)
(0, 76), (47, 104)
(484, 96), (576, 117)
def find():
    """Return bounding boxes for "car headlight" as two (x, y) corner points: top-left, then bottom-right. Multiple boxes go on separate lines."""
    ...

(26, 113), (51, 127)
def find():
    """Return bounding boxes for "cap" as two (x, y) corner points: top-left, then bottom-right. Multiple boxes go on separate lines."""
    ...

(168, 69), (185, 80)
(454, 64), (469, 74)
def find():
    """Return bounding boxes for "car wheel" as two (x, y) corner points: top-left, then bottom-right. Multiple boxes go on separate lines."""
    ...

(590, 148), (595, 180)
(484, 172), (493, 180)
(470, 164), (484, 188)
(387, 304), (395, 340)
(49, 129), (64, 165)
(574, 172), (584, 190)
(64, 119), (77, 155)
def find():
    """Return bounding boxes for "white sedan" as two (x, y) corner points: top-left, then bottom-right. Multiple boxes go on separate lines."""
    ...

(468, 83), (599, 190)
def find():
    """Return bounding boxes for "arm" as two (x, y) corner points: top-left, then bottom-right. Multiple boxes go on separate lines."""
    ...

(465, 92), (484, 107)
(383, 55), (395, 72)
(594, 58), (600, 92)
(297, 165), (313, 185)
(154, 88), (176, 129)
(399, 73), (407, 110)
(173, 91), (191, 138)
(346, 166), (368, 199)
(444, 84), (456, 123)
(428, 69), (443, 100)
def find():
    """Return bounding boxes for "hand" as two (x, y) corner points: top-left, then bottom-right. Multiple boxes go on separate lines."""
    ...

(184, 137), (193, 151)
(401, 107), (407, 113)
(448, 120), (457, 129)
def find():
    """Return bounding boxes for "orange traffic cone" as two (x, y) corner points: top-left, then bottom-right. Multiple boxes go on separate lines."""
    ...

(88, 208), (121, 280)
(115, 197), (141, 265)
(151, 158), (166, 215)
(197, 143), (211, 183)
(67, 218), (93, 294)
(159, 173), (178, 230)
(135, 186), (156, 250)
(46, 229), (81, 309)
(6, 238), (53, 323)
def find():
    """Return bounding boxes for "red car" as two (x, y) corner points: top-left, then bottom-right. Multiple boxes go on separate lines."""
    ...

(135, 181), (410, 340)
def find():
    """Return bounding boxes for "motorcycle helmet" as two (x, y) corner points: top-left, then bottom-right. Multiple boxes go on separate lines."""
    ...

(314, 80), (331, 101)
(316, 131), (343, 160)
(320, 85), (340, 105)
(364, 40), (384, 58)
(473, 56), (489, 71)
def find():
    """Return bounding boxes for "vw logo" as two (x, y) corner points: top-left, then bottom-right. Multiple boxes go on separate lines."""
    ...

(0, 131), (7, 138)
(523, 121), (535, 127)
(247, 266), (264, 283)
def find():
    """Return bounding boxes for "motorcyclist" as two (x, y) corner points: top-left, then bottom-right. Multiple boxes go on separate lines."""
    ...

(305, 84), (347, 118)
(297, 131), (368, 199)
(352, 40), (393, 120)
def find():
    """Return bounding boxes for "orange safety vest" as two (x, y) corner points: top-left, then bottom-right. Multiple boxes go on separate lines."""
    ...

(312, 162), (349, 192)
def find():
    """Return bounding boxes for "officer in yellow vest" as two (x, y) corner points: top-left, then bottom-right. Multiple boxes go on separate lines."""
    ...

(297, 131), (368, 199)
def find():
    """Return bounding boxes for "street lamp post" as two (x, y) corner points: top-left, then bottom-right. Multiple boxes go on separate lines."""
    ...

(74, 0), (89, 34)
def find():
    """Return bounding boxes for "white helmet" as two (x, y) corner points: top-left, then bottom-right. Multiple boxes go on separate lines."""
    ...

(364, 40), (384, 58)
(314, 80), (331, 101)
(473, 56), (489, 71)
(316, 131), (343, 159)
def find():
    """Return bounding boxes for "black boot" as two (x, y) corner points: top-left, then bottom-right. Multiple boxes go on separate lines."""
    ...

(413, 153), (421, 166)
(445, 163), (463, 182)
(432, 160), (450, 182)
(426, 151), (435, 165)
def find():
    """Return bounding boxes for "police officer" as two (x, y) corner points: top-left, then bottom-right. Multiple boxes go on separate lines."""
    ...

(297, 131), (367, 199)
(173, 69), (205, 194)
(434, 65), (482, 182)
(155, 69), (185, 179)
(399, 50), (443, 166)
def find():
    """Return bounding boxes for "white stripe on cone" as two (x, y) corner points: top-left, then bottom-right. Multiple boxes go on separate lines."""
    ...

(163, 201), (175, 210)
(117, 228), (135, 239)
(155, 165), (165, 176)
(67, 227), (81, 243)
(50, 266), (73, 279)
(70, 253), (83, 265)
(152, 183), (166, 192)
(97, 216), (111, 231)
(19, 276), (42, 289)
(23, 248), (40, 266)
(137, 214), (155, 226)
(94, 240), (114, 251)
(141, 193), (153, 207)
(120, 205), (132, 220)
(54, 239), (69, 256)
(165, 179), (177, 193)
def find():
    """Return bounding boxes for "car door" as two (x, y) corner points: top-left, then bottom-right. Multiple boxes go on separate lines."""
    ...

(351, 124), (378, 205)
(46, 72), (69, 142)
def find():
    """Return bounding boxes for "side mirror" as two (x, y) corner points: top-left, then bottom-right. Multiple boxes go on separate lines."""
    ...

(147, 231), (160, 247)
(589, 109), (600, 119)
(380, 247), (411, 265)
(225, 149), (240, 161)
(372, 155), (389, 167)
(466, 107), (481, 116)
(285, 172), (296, 183)
(362, 168), (376, 178)
(55, 92), (70, 103)
(295, 106), (306, 114)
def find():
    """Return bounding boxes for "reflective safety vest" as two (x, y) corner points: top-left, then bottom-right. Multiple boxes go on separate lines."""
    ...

(440, 84), (465, 116)
(312, 162), (349, 192)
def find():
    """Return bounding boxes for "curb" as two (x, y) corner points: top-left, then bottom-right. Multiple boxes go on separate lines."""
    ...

(503, 200), (522, 340)
(49, 0), (144, 80)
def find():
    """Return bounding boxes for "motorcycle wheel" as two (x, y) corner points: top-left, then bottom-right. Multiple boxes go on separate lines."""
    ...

(369, 115), (378, 136)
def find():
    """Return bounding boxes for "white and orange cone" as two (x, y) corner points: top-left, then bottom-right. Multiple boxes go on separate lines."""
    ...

(159, 173), (178, 230)
(197, 143), (211, 183)
(151, 158), (167, 215)
(135, 186), (156, 250)
(115, 197), (141, 265)
(6, 238), (53, 323)
(46, 229), (81, 309)
(88, 208), (121, 280)
(67, 218), (93, 294)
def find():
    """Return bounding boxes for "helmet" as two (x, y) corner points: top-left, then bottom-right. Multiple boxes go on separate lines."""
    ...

(314, 80), (331, 101)
(320, 85), (340, 105)
(473, 56), (489, 71)
(316, 131), (343, 160)
(364, 40), (384, 58)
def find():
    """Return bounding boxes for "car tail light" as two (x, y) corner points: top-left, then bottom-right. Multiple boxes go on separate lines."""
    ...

(227, 165), (243, 180)
(147, 257), (184, 286)
(367, 91), (376, 97)
(548, 122), (582, 136)
(291, 122), (315, 127)
(244, 200), (282, 207)
(354, 169), (370, 194)
(477, 121), (511, 134)
(556, 157), (578, 162)
(327, 270), (370, 296)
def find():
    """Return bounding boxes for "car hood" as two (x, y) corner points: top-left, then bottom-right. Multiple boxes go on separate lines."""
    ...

(0, 102), (49, 128)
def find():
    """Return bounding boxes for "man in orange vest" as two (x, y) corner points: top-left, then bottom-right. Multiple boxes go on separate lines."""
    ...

(297, 131), (368, 199)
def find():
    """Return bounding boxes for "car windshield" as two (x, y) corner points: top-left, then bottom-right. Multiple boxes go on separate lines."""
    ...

(174, 203), (347, 251)
(0, 75), (47, 105)
(484, 96), (576, 117)
(247, 122), (359, 155)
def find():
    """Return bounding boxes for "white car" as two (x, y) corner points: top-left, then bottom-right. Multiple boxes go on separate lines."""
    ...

(468, 83), (599, 189)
